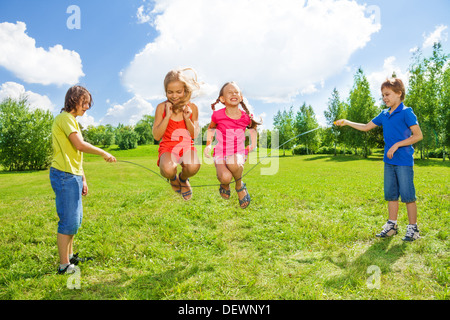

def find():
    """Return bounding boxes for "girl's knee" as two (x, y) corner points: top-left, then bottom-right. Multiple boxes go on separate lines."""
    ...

(183, 163), (201, 176)
(160, 163), (177, 179)
(217, 171), (233, 184)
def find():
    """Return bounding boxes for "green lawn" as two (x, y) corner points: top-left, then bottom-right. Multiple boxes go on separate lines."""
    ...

(0, 145), (448, 300)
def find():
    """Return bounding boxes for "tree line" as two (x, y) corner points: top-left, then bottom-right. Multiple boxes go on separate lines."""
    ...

(0, 43), (448, 171)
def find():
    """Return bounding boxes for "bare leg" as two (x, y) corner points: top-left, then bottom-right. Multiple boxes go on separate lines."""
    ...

(388, 201), (399, 221)
(226, 155), (249, 208)
(159, 152), (180, 193)
(215, 160), (233, 200)
(179, 150), (200, 200)
(57, 233), (74, 265)
(405, 201), (418, 225)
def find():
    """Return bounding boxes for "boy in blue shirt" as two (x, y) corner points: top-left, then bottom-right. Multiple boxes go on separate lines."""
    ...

(335, 78), (423, 241)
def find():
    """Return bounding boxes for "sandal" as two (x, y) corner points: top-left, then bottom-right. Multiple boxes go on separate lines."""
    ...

(219, 184), (231, 200)
(168, 175), (181, 194)
(179, 173), (192, 201)
(235, 183), (251, 209)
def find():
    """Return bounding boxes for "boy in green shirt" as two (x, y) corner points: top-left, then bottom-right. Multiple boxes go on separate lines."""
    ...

(50, 86), (116, 274)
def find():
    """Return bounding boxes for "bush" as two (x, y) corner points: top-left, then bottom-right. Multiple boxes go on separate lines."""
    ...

(116, 125), (139, 150)
(0, 98), (53, 171)
(428, 148), (444, 158)
(292, 145), (309, 155)
(316, 146), (335, 155)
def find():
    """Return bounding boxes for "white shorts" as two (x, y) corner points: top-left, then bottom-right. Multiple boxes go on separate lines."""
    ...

(213, 153), (247, 166)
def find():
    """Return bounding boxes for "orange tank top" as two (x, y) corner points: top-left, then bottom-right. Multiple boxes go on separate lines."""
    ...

(159, 108), (194, 151)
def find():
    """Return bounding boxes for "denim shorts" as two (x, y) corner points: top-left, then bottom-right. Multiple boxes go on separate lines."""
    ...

(384, 163), (416, 203)
(50, 167), (83, 235)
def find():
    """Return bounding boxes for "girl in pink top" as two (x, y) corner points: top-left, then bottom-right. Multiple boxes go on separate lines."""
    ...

(204, 82), (260, 209)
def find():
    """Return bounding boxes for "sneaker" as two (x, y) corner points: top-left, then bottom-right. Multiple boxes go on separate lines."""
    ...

(70, 253), (93, 266)
(376, 220), (398, 238)
(57, 263), (76, 275)
(402, 224), (420, 242)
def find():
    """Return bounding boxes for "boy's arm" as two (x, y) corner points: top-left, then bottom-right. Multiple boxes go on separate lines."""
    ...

(82, 173), (88, 196)
(69, 132), (116, 162)
(335, 119), (377, 132)
(386, 125), (423, 159)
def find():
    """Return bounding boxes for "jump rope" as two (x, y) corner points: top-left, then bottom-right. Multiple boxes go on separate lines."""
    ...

(116, 126), (322, 189)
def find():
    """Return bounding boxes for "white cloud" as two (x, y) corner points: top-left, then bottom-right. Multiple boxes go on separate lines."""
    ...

(123, 0), (380, 115)
(137, 5), (152, 24)
(100, 95), (154, 126)
(0, 81), (55, 112)
(0, 21), (84, 86)
(423, 25), (448, 49)
(77, 114), (98, 128)
(367, 56), (409, 102)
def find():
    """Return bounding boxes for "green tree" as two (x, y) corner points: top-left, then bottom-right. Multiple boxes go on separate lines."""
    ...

(324, 88), (346, 156)
(273, 107), (295, 155)
(442, 66), (450, 159)
(294, 103), (319, 154)
(115, 124), (139, 150)
(346, 68), (378, 157)
(0, 98), (53, 171)
(135, 115), (155, 145)
(405, 43), (449, 159)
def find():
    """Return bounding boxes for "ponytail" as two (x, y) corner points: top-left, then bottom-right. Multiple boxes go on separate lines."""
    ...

(211, 99), (220, 111)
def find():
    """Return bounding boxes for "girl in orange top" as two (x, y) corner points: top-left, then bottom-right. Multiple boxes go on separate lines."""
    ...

(152, 68), (201, 200)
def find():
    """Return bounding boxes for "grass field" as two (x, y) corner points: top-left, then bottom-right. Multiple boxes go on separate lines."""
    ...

(0, 145), (448, 300)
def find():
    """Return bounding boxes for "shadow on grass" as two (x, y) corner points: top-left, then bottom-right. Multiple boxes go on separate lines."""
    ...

(46, 264), (202, 300)
(0, 169), (48, 175)
(303, 154), (383, 163)
(324, 238), (408, 289)
(299, 154), (450, 167)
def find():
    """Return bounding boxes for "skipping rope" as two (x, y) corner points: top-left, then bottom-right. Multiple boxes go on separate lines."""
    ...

(117, 127), (321, 189)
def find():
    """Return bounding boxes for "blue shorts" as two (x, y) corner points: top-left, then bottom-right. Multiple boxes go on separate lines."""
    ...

(384, 163), (416, 203)
(50, 167), (83, 235)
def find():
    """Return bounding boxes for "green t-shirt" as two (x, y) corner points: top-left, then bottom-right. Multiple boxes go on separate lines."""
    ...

(51, 111), (83, 176)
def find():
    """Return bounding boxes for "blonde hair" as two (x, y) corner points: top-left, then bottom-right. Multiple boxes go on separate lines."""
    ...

(164, 68), (201, 112)
(211, 81), (262, 129)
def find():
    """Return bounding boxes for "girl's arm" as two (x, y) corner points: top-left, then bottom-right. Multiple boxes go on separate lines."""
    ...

(204, 121), (217, 158)
(248, 128), (258, 152)
(335, 119), (377, 132)
(183, 103), (199, 139)
(387, 125), (423, 159)
(69, 132), (116, 162)
(152, 102), (172, 141)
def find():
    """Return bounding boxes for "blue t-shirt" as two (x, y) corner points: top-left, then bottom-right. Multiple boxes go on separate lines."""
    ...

(371, 103), (419, 166)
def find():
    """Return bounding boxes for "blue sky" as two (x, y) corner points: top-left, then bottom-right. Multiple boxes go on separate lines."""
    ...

(0, 0), (449, 130)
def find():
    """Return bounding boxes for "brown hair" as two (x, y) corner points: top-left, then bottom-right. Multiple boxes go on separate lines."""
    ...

(62, 85), (92, 113)
(211, 82), (262, 129)
(381, 78), (405, 101)
(164, 68), (201, 112)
